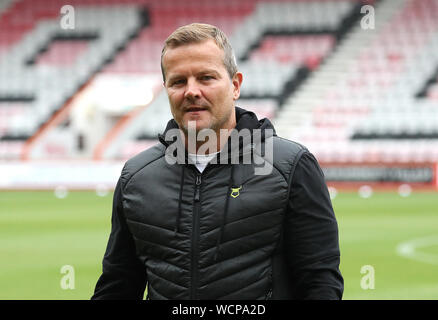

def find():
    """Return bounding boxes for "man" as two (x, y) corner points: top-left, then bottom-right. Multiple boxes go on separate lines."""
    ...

(92, 23), (343, 300)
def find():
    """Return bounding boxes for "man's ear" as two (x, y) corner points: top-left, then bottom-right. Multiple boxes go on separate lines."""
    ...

(232, 72), (243, 100)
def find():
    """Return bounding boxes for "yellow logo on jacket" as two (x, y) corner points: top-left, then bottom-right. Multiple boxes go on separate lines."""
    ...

(230, 186), (242, 198)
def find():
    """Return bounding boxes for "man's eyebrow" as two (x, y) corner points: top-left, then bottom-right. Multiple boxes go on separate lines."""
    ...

(198, 70), (220, 76)
(166, 74), (184, 82)
(166, 69), (221, 82)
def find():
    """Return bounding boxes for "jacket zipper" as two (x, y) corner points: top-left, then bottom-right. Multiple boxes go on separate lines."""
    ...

(190, 174), (202, 299)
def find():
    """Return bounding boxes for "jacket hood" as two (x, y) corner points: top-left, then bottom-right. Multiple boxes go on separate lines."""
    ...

(234, 106), (276, 134)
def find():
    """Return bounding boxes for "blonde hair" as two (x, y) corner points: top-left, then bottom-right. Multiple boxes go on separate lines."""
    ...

(161, 23), (238, 82)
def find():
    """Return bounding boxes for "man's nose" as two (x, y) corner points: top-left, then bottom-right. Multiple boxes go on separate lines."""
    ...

(184, 78), (201, 100)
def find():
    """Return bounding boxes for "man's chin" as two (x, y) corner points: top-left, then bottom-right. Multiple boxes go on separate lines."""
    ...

(182, 123), (211, 134)
(182, 117), (212, 133)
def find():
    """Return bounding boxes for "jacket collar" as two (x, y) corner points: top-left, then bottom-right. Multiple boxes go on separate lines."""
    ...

(158, 106), (276, 151)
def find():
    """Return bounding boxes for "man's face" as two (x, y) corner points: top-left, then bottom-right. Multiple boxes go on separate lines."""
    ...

(162, 39), (242, 134)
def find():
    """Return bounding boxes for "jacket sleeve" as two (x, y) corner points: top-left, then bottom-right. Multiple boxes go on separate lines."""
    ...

(91, 178), (147, 300)
(284, 151), (344, 299)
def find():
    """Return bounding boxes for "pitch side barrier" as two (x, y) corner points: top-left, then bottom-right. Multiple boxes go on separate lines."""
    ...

(1, 160), (436, 192)
(319, 161), (438, 191)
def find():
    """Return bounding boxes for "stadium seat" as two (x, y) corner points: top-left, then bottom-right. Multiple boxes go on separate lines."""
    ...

(1, 0), (437, 164)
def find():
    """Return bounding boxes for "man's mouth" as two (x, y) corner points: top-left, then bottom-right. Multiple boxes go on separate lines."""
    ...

(185, 106), (208, 113)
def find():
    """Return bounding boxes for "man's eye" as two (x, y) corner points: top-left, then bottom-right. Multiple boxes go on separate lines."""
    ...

(171, 79), (185, 86)
(200, 75), (214, 81)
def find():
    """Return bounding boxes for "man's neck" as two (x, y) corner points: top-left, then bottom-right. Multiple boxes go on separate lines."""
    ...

(183, 128), (233, 155)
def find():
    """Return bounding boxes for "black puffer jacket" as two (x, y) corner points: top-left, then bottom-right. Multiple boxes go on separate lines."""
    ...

(92, 107), (343, 300)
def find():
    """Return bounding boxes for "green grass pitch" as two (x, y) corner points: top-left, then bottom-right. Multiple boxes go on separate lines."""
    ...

(1, 190), (437, 299)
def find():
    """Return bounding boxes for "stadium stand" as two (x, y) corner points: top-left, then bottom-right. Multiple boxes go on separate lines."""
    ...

(0, 0), (437, 189)
(0, 0), (144, 159)
(0, 0), (365, 160)
(274, 0), (438, 165)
